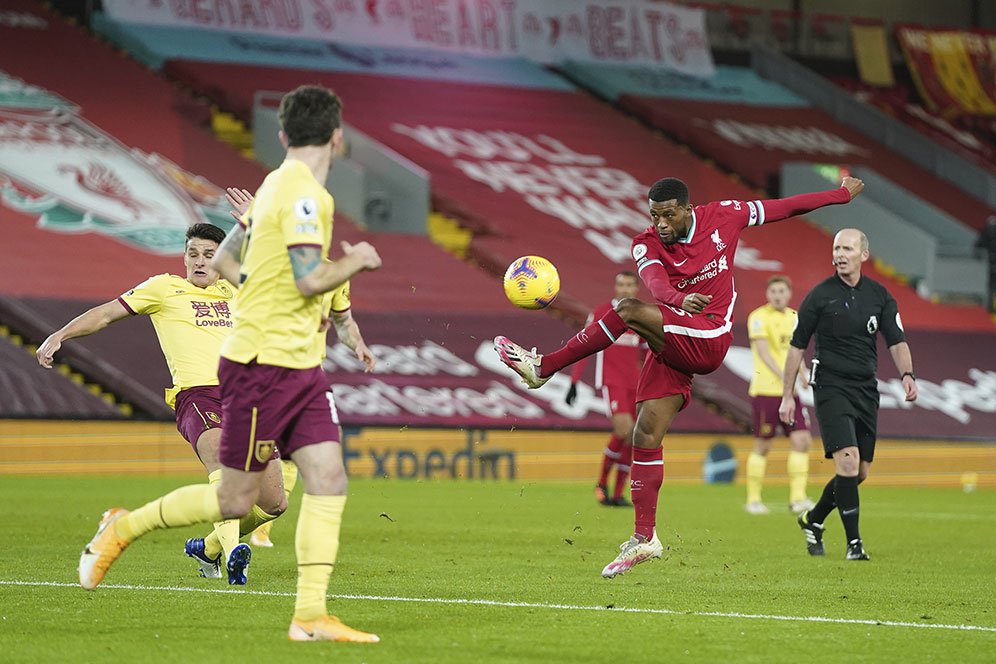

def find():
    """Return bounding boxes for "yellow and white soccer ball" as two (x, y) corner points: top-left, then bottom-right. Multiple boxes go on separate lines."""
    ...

(503, 255), (560, 310)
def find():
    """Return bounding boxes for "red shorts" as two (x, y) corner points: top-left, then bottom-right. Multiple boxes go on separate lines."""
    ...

(752, 395), (810, 439)
(173, 386), (224, 452)
(635, 305), (732, 407)
(602, 386), (637, 418)
(218, 358), (340, 472)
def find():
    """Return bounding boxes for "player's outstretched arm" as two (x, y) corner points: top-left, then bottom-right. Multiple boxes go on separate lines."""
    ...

(759, 177), (863, 225)
(778, 346), (806, 424)
(290, 241), (382, 297)
(212, 224), (246, 285)
(331, 309), (377, 373)
(888, 341), (918, 402)
(36, 300), (130, 369)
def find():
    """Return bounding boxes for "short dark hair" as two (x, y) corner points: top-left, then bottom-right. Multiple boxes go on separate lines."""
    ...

(185, 223), (225, 246)
(648, 178), (689, 206)
(767, 274), (792, 289)
(278, 85), (343, 148)
(616, 270), (638, 282)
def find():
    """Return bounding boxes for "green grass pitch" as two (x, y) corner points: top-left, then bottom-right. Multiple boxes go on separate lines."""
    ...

(1, 475), (994, 662)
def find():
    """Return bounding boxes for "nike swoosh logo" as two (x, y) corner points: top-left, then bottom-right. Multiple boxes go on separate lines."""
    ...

(673, 258), (688, 266)
(841, 508), (858, 515)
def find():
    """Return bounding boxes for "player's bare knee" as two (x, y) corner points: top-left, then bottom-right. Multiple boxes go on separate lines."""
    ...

(216, 482), (258, 519)
(613, 297), (642, 326)
(632, 429), (662, 450)
(753, 439), (772, 456)
(217, 493), (253, 520)
(834, 450), (860, 477)
(789, 433), (811, 453)
(258, 488), (288, 516)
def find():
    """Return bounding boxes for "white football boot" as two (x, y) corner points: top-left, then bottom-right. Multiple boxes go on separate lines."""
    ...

(493, 336), (549, 389)
(601, 529), (664, 578)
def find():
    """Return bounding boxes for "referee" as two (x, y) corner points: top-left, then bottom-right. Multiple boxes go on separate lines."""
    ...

(779, 227), (918, 560)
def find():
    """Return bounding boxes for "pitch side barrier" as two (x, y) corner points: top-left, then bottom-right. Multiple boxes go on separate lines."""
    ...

(2, 420), (992, 488)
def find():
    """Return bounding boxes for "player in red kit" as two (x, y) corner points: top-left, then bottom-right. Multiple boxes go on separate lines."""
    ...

(495, 176), (864, 578)
(565, 271), (643, 507)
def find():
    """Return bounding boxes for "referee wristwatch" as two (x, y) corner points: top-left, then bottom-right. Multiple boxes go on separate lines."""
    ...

(901, 371), (916, 381)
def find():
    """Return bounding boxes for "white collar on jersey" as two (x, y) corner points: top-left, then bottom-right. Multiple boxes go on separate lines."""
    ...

(678, 209), (697, 244)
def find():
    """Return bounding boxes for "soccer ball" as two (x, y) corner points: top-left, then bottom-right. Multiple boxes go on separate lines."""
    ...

(503, 256), (560, 310)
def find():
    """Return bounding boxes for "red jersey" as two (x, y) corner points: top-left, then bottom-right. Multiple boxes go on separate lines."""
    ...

(631, 187), (851, 331)
(569, 300), (643, 389)
(632, 198), (763, 330)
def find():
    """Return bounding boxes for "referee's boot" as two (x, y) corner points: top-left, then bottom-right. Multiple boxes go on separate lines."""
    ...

(846, 539), (870, 561)
(797, 510), (825, 556)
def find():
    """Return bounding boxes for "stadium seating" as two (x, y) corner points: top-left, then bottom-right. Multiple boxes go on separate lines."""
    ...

(0, 2), (738, 432)
(86, 16), (996, 437)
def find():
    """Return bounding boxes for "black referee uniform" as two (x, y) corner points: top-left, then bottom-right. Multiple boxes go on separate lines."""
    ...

(790, 273), (905, 461)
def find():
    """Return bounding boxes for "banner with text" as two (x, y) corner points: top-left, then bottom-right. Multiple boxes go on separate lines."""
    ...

(102, 0), (714, 74)
(717, 326), (996, 440)
(897, 25), (996, 116)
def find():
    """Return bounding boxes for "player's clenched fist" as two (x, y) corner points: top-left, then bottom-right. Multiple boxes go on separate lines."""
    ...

(778, 396), (796, 426)
(681, 292), (712, 314)
(841, 176), (864, 200)
(341, 241), (382, 270)
(36, 335), (61, 368)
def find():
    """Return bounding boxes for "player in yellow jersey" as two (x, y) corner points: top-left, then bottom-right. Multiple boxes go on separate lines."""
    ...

(76, 85), (383, 645)
(37, 223), (288, 584)
(745, 275), (814, 515)
(220, 189), (379, 548)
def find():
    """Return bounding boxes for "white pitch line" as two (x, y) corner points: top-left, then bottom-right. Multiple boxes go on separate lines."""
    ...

(2, 579), (994, 634)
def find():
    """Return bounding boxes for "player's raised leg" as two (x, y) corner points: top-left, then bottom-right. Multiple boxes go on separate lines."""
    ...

(287, 442), (378, 643)
(601, 394), (682, 578)
(495, 298), (665, 388)
(79, 469), (262, 590)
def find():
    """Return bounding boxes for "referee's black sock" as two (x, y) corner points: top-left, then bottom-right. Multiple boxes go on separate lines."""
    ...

(807, 478), (836, 524)
(833, 475), (861, 542)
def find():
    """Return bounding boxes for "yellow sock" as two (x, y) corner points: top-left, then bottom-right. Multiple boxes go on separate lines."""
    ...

(241, 504), (279, 535)
(202, 470), (240, 561)
(294, 494), (346, 621)
(746, 452), (767, 504)
(788, 450), (810, 503)
(115, 484), (221, 542)
(253, 520), (273, 541)
(281, 459), (299, 497)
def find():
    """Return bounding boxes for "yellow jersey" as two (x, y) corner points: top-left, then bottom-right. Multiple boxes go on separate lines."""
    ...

(221, 159), (335, 369)
(747, 303), (797, 397)
(118, 273), (236, 408)
(314, 281), (351, 362)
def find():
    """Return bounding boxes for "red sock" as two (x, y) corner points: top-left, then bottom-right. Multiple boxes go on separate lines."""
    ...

(597, 434), (624, 487)
(631, 447), (664, 540)
(613, 443), (633, 500)
(540, 309), (628, 377)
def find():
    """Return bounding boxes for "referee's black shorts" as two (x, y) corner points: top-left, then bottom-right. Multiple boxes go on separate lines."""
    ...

(813, 381), (880, 462)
